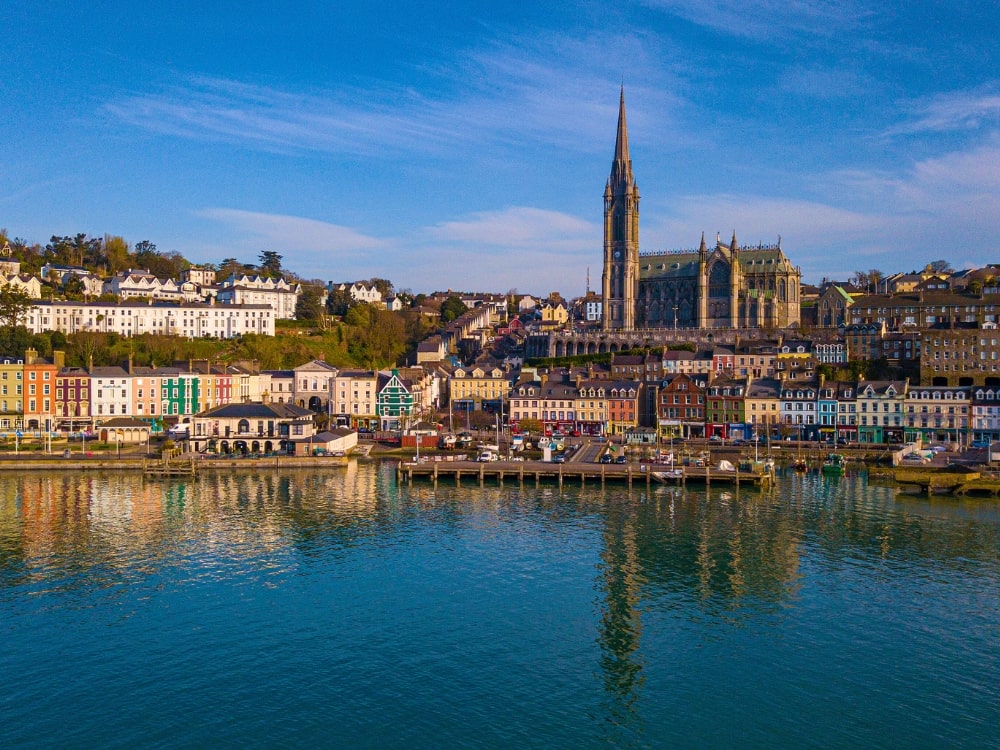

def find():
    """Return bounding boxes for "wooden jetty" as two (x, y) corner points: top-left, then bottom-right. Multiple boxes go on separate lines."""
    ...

(397, 458), (774, 489)
(143, 457), (198, 478)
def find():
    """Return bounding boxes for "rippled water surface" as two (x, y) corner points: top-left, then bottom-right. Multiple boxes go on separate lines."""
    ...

(1, 465), (998, 748)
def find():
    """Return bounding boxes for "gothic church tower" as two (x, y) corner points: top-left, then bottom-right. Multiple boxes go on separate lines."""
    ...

(601, 88), (640, 331)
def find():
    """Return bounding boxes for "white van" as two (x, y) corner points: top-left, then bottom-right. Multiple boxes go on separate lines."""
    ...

(168, 421), (191, 438)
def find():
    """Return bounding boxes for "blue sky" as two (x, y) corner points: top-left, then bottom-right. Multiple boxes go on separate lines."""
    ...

(2, 1), (999, 296)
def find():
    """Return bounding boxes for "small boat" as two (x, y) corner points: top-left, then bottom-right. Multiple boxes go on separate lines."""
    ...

(822, 453), (846, 476)
(652, 469), (685, 483)
(792, 457), (808, 472)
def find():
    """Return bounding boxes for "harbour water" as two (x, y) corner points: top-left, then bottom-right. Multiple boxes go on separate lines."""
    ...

(1, 464), (998, 748)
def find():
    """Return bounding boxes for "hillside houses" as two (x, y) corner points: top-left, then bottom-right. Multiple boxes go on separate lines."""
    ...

(217, 274), (301, 319)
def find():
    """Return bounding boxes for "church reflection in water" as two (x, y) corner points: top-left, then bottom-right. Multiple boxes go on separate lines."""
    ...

(1, 464), (997, 730)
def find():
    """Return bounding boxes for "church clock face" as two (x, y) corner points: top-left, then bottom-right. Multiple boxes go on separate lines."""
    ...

(614, 250), (622, 259)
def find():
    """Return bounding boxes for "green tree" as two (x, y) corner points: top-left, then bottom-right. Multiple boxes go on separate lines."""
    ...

(130, 240), (190, 278)
(440, 295), (467, 323)
(344, 303), (372, 328)
(517, 417), (543, 435)
(11, 239), (43, 276)
(104, 234), (130, 274)
(295, 288), (324, 320)
(46, 234), (101, 267)
(326, 287), (355, 316)
(369, 277), (394, 298)
(63, 276), (86, 300)
(0, 326), (33, 358)
(926, 259), (952, 274)
(259, 251), (283, 277)
(845, 360), (867, 380)
(0, 285), (33, 328)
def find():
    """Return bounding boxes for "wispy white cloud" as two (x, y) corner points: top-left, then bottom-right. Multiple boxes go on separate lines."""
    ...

(886, 88), (1000, 136)
(107, 77), (466, 157)
(190, 205), (597, 294)
(196, 208), (386, 251)
(657, 136), (1000, 281)
(646, 194), (881, 251)
(103, 29), (686, 159)
(641, 0), (873, 40)
(424, 206), (595, 253)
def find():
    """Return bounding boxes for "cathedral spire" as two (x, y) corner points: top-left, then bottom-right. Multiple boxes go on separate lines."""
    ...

(730, 230), (739, 252)
(609, 86), (633, 186)
(699, 232), (707, 254)
(602, 88), (640, 332)
(615, 87), (630, 163)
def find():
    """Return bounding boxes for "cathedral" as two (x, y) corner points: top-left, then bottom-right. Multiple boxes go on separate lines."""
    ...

(601, 90), (801, 331)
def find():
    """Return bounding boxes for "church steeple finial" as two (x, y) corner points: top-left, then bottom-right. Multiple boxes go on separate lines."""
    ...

(730, 230), (739, 252)
(699, 231), (707, 254)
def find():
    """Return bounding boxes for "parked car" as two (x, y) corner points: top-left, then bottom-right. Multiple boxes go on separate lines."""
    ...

(599, 454), (613, 464)
(615, 455), (627, 464)
(551, 454), (566, 463)
(971, 439), (990, 449)
(708, 435), (722, 443)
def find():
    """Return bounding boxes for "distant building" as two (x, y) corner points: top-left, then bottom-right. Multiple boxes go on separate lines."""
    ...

(218, 274), (301, 319)
(328, 281), (383, 306)
(601, 90), (800, 331)
(25, 300), (274, 338)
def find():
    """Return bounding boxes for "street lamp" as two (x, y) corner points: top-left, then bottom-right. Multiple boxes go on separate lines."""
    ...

(673, 305), (678, 335)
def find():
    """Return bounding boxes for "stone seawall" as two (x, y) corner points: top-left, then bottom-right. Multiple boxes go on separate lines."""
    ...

(0, 455), (352, 472)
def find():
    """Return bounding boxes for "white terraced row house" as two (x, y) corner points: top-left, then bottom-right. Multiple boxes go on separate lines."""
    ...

(217, 274), (301, 319)
(25, 300), (275, 338)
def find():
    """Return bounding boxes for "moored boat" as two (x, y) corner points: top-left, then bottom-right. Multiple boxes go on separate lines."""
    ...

(822, 453), (846, 476)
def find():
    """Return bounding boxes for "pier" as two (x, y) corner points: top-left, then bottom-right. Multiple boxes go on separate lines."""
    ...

(397, 458), (774, 489)
(886, 467), (1000, 497)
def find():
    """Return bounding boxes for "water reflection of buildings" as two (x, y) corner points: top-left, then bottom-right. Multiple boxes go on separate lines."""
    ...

(590, 474), (1000, 735)
(0, 463), (385, 576)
